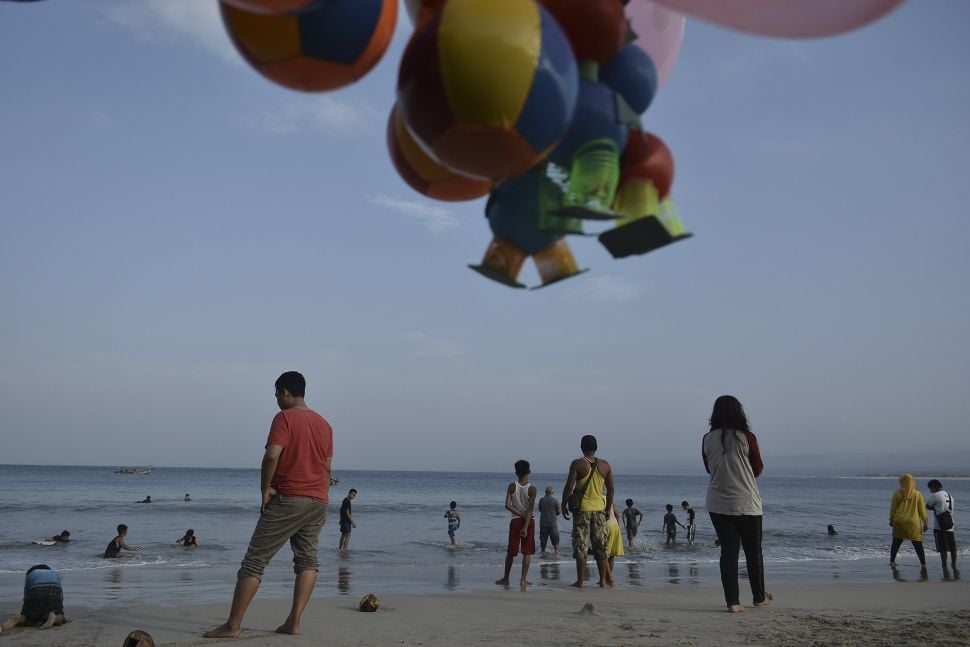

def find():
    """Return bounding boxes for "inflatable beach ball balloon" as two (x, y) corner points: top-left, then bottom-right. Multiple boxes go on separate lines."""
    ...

(220, 0), (397, 92)
(397, 0), (579, 182)
(387, 103), (492, 202)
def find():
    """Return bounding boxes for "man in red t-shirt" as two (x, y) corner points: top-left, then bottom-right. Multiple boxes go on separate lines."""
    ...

(206, 371), (333, 639)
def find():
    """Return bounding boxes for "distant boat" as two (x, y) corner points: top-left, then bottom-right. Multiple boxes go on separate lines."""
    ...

(330, 476), (339, 485)
(115, 467), (153, 475)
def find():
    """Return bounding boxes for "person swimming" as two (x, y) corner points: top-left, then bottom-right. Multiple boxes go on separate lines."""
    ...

(827, 525), (838, 535)
(176, 529), (198, 548)
(138, 496), (152, 503)
(47, 531), (70, 543)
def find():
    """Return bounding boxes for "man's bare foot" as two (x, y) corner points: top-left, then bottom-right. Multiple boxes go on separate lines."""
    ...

(40, 612), (56, 629)
(519, 580), (528, 592)
(276, 623), (300, 635)
(204, 623), (241, 638)
(727, 604), (745, 613)
(569, 581), (583, 588)
(495, 578), (510, 586)
(753, 593), (773, 607)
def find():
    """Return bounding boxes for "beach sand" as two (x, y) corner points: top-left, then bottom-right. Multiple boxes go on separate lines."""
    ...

(2, 576), (968, 647)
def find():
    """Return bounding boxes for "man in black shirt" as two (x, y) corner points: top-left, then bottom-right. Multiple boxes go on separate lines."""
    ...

(338, 489), (357, 550)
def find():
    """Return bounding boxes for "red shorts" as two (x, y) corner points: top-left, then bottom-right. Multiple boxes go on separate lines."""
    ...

(508, 517), (535, 556)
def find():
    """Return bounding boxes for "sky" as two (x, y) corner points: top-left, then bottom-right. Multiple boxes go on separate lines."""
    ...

(1, 1), (968, 474)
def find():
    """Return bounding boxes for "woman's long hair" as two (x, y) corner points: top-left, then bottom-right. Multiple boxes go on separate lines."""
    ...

(709, 395), (750, 454)
(897, 473), (916, 501)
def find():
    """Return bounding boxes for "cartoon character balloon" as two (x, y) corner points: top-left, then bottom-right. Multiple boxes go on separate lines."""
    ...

(471, 164), (586, 289)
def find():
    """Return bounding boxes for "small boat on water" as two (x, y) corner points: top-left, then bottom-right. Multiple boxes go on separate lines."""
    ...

(330, 476), (339, 485)
(116, 467), (153, 475)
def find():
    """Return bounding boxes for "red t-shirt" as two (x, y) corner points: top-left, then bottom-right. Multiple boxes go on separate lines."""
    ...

(267, 408), (333, 503)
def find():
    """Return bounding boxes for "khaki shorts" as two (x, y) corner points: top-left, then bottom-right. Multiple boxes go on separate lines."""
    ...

(572, 510), (609, 560)
(238, 494), (328, 580)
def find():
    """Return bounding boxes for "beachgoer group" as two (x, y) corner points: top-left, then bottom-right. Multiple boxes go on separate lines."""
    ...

(12, 382), (961, 643)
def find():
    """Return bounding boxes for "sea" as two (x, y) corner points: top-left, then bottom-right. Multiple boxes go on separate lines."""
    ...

(0, 465), (965, 609)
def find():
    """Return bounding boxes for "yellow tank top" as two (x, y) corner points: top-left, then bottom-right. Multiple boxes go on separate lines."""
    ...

(579, 460), (606, 512)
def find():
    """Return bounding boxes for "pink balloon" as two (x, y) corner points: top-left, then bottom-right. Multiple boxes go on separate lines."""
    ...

(646, 0), (905, 39)
(625, 1), (686, 87)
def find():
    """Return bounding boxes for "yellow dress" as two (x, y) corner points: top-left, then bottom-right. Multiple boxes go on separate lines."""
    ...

(890, 490), (928, 541)
(606, 508), (625, 558)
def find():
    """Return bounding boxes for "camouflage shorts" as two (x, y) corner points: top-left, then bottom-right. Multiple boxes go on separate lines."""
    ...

(572, 510), (609, 560)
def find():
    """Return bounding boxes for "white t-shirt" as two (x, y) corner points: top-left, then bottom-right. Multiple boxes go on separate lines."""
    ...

(926, 490), (955, 531)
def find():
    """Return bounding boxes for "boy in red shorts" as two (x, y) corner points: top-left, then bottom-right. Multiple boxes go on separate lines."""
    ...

(496, 460), (537, 592)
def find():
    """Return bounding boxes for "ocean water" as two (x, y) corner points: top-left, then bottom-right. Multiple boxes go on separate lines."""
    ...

(0, 465), (965, 609)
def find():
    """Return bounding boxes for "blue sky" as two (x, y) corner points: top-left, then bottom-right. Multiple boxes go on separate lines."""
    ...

(1, 1), (967, 473)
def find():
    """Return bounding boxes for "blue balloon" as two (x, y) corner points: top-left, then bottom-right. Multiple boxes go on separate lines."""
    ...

(548, 80), (628, 168)
(485, 166), (560, 256)
(599, 44), (658, 115)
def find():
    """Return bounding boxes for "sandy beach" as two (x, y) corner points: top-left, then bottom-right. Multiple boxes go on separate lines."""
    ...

(3, 577), (968, 647)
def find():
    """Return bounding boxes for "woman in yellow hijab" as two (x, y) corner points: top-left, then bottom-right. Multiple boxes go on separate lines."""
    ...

(889, 473), (929, 572)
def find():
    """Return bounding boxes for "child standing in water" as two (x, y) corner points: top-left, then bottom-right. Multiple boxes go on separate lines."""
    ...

(444, 501), (461, 546)
(496, 460), (537, 591)
(663, 504), (685, 545)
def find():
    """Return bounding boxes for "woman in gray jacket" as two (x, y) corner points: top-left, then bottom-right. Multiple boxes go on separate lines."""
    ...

(702, 395), (771, 613)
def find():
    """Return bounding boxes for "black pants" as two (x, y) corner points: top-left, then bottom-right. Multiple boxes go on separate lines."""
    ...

(709, 513), (766, 606)
(890, 537), (926, 565)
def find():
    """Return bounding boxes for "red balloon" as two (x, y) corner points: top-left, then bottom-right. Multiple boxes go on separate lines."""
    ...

(537, 0), (627, 64)
(620, 131), (674, 199)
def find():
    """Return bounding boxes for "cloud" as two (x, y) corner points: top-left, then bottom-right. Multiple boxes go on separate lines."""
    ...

(563, 276), (641, 304)
(402, 333), (469, 360)
(99, 0), (237, 62)
(367, 194), (460, 233)
(238, 97), (381, 137)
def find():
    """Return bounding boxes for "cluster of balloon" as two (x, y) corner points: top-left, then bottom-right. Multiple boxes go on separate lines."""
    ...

(395, 0), (688, 289)
(2, 0), (907, 290)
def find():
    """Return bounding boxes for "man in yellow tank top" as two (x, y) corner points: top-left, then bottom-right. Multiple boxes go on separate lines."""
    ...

(562, 435), (615, 587)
